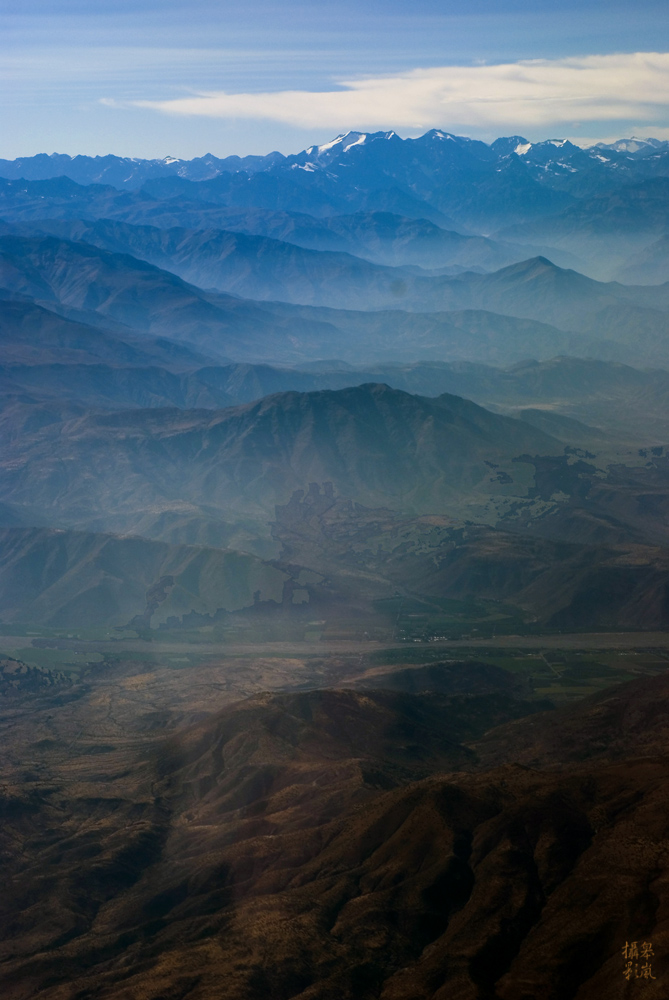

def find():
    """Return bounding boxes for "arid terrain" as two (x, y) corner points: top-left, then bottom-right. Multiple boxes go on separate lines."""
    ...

(0, 631), (668, 998)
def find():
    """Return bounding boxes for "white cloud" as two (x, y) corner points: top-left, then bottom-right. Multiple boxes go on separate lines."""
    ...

(129, 52), (669, 133)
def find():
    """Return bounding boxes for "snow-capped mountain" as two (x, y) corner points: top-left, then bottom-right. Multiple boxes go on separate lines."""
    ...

(0, 149), (286, 188)
(4, 130), (669, 193)
(4, 129), (669, 232)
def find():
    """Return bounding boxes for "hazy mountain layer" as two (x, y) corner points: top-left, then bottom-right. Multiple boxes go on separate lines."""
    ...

(157, 208), (539, 270)
(4, 234), (668, 366)
(4, 221), (445, 310)
(0, 225), (639, 319)
(0, 295), (214, 369)
(5, 354), (665, 435)
(615, 233), (669, 285)
(11, 319), (668, 429)
(1, 187), (581, 271)
(0, 362), (239, 411)
(499, 176), (669, 280)
(0, 235), (350, 362)
(0, 383), (561, 535)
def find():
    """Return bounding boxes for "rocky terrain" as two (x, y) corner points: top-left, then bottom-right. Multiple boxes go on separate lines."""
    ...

(1, 660), (668, 999)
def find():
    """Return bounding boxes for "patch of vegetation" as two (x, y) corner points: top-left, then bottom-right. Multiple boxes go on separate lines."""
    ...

(364, 646), (669, 705)
(559, 660), (615, 682)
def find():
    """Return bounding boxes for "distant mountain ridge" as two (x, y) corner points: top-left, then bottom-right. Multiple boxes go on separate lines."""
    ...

(4, 128), (669, 638)
(0, 149), (286, 187)
(5, 129), (669, 233)
(4, 129), (669, 195)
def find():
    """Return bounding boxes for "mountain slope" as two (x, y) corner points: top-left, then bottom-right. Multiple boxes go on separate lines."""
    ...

(0, 527), (289, 627)
(2, 674), (669, 999)
(5, 199), (582, 271)
(3, 233), (667, 366)
(0, 295), (214, 369)
(499, 177), (669, 279)
(0, 234), (348, 360)
(0, 383), (561, 534)
(0, 223), (595, 316)
(8, 220), (431, 308)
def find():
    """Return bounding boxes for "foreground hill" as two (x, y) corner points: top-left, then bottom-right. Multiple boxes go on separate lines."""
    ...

(1, 673), (668, 998)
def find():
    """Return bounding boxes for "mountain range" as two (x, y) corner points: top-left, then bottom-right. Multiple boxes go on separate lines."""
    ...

(4, 157), (669, 626)
(3, 231), (669, 367)
(6, 128), (669, 280)
(7, 129), (669, 217)
(3, 129), (669, 635)
(4, 127), (669, 999)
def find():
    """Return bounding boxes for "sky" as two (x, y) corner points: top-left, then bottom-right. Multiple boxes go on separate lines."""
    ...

(5, 0), (669, 159)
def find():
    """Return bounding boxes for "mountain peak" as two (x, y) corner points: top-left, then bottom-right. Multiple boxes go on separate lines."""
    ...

(490, 135), (531, 157)
(306, 130), (399, 159)
(594, 136), (669, 154)
(424, 129), (456, 140)
(495, 255), (562, 277)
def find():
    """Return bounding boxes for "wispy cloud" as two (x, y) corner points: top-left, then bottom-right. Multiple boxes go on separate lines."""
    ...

(129, 52), (669, 132)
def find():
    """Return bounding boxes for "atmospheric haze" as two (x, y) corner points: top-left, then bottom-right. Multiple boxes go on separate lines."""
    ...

(2, 119), (669, 997)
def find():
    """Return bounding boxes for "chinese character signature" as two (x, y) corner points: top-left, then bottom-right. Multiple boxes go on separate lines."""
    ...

(622, 941), (656, 981)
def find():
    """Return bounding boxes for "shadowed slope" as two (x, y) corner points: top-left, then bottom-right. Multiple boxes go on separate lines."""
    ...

(2, 677), (669, 998)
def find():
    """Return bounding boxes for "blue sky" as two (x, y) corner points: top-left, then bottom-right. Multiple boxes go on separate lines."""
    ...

(4, 0), (669, 158)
